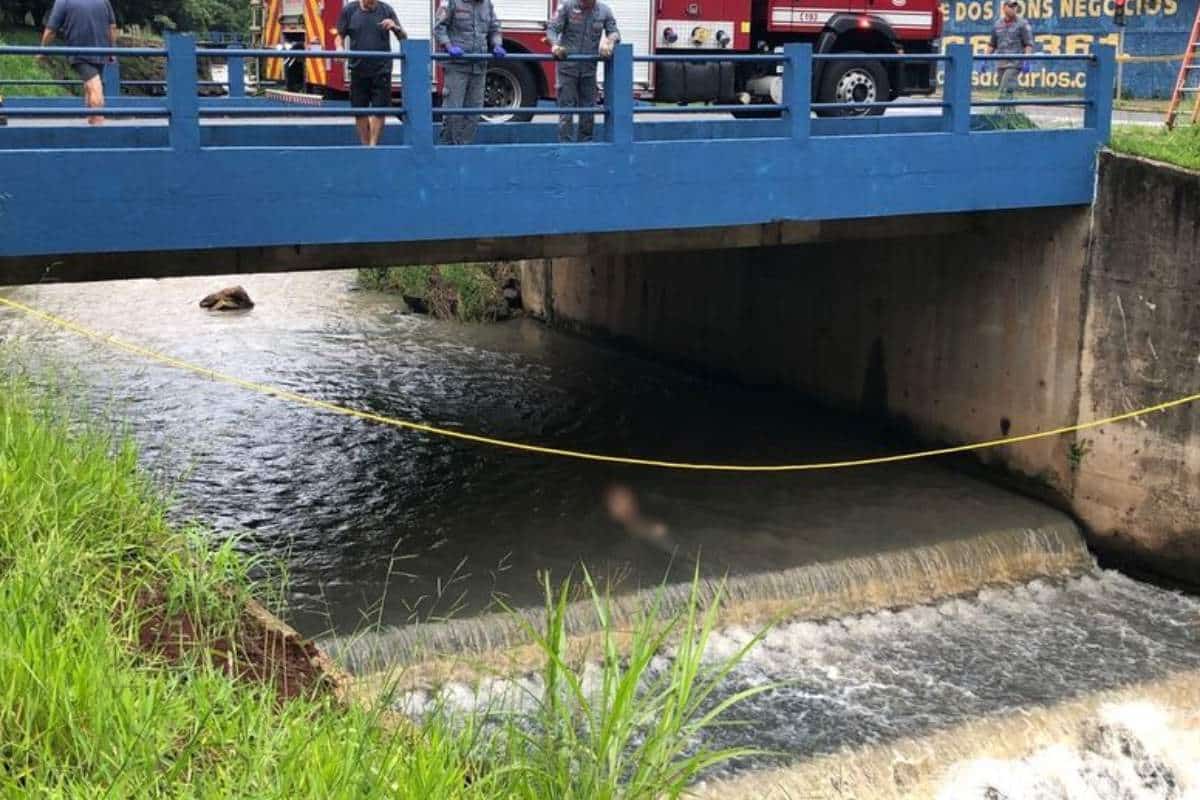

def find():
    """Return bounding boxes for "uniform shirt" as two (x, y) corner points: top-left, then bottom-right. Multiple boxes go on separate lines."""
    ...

(45, 0), (115, 66)
(547, 0), (620, 57)
(989, 15), (1033, 68)
(335, 0), (404, 76)
(434, 0), (502, 67)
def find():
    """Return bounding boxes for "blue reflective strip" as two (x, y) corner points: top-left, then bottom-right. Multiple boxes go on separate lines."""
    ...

(974, 54), (1095, 61)
(0, 108), (170, 117)
(633, 104), (788, 113)
(812, 53), (947, 62)
(435, 106), (598, 115)
(432, 53), (597, 62)
(200, 107), (401, 116)
(0, 46), (166, 56)
(810, 101), (948, 109)
(200, 48), (399, 59)
(635, 54), (784, 62)
(972, 99), (1090, 107)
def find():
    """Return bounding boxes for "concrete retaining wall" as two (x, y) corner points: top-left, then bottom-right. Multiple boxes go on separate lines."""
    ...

(519, 152), (1200, 583)
(1073, 153), (1200, 578)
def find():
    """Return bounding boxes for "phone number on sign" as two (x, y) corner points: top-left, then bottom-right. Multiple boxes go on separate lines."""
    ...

(941, 31), (1122, 54)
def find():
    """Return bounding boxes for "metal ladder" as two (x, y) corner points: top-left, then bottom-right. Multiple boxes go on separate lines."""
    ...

(1165, 3), (1200, 129)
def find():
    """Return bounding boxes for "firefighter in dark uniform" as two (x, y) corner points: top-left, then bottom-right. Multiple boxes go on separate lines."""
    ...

(547, 0), (619, 143)
(433, 0), (505, 145)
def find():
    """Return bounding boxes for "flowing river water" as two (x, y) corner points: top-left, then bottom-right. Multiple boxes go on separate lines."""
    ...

(3, 270), (1198, 798)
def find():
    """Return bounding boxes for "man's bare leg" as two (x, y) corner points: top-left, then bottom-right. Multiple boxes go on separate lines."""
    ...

(355, 115), (371, 145)
(83, 75), (104, 125)
(368, 115), (384, 146)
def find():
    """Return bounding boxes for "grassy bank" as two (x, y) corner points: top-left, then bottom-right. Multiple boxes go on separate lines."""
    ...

(1111, 124), (1200, 171)
(358, 264), (517, 322)
(1, 26), (70, 97)
(0, 375), (764, 797)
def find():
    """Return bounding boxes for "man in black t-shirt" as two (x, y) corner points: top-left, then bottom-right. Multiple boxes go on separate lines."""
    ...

(335, 0), (406, 145)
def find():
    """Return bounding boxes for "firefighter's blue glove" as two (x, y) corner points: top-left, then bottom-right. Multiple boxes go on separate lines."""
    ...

(1020, 59), (1031, 73)
(492, 45), (507, 58)
(446, 44), (464, 57)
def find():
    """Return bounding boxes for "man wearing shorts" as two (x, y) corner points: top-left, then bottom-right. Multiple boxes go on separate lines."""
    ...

(335, 0), (407, 146)
(40, 0), (117, 126)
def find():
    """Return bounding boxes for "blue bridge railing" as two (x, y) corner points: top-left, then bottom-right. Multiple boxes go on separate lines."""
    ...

(0, 37), (1115, 145)
(0, 37), (1114, 279)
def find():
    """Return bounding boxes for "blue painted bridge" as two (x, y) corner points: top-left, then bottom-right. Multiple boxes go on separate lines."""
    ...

(0, 38), (1114, 284)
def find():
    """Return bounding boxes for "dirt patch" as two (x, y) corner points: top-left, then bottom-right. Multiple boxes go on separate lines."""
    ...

(131, 591), (346, 702)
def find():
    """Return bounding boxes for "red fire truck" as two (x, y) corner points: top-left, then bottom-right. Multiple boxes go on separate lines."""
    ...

(253, 0), (942, 117)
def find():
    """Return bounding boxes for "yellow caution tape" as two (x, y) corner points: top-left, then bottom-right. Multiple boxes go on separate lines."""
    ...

(1, 295), (1196, 472)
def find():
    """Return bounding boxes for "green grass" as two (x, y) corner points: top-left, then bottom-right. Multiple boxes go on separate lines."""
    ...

(1110, 124), (1200, 171)
(358, 264), (515, 322)
(1, 26), (72, 97)
(494, 571), (773, 798)
(0, 372), (767, 798)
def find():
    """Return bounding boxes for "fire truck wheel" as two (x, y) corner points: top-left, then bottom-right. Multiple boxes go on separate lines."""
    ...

(816, 55), (889, 118)
(483, 61), (538, 124)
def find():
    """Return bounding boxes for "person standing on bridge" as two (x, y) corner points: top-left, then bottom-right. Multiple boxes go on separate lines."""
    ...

(986, 0), (1034, 102)
(547, 0), (620, 143)
(434, 0), (505, 145)
(334, 0), (407, 146)
(38, 0), (117, 126)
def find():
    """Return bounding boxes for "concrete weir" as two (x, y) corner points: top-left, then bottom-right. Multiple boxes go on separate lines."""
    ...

(517, 151), (1200, 588)
(330, 521), (1090, 681)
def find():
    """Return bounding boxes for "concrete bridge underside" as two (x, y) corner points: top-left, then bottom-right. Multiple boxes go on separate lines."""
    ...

(0, 213), (974, 285)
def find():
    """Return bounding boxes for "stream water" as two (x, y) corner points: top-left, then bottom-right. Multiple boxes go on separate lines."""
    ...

(3, 270), (1197, 797)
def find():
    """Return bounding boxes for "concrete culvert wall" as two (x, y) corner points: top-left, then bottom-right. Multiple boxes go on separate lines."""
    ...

(1074, 152), (1200, 581)
(520, 206), (1092, 489)
(518, 152), (1200, 586)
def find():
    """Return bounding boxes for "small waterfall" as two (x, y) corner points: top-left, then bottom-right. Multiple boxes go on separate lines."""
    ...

(692, 671), (1200, 800)
(324, 521), (1091, 678)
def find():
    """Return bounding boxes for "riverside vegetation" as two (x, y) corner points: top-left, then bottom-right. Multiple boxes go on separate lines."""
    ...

(1111, 123), (1200, 172)
(0, 373), (769, 798)
(0, 27), (68, 97)
(357, 264), (520, 322)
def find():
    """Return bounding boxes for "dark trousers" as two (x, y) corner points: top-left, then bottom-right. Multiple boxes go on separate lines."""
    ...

(441, 67), (486, 145)
(556, 67), (598, 143)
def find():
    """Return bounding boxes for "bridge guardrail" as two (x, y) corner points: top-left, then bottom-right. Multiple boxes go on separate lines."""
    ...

(0, 39), (1115, 147)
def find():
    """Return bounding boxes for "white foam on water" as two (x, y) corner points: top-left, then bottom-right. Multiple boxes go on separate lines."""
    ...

(937, 702), (1200, 800)
(391, 568), (1200, 789)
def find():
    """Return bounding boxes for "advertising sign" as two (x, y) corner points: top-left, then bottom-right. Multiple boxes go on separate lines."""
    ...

(941, 0), (1198, 97)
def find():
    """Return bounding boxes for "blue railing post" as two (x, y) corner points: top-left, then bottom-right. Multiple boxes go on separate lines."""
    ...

(228, 44), (246, 99)
(402, 39), (434, 150)
(1086, 45), (1115, 143)
(604, 44), (634, 145)
(102, 59), (120, 98)
(166, 33), (200, 151)
(943, 44), (972, 134)
(782, 42), (811, 143)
